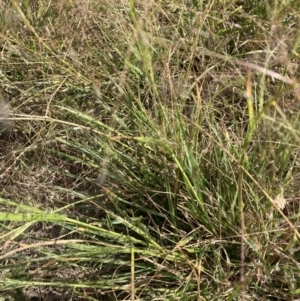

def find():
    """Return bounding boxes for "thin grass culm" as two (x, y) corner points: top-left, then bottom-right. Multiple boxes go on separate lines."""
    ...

(0, 0), (300, 301)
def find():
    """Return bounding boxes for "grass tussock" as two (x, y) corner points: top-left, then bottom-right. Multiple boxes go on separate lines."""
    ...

(0, 0), (300, 300)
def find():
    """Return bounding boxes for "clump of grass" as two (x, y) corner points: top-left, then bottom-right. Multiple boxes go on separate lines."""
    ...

(0, 0), (300, 300)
